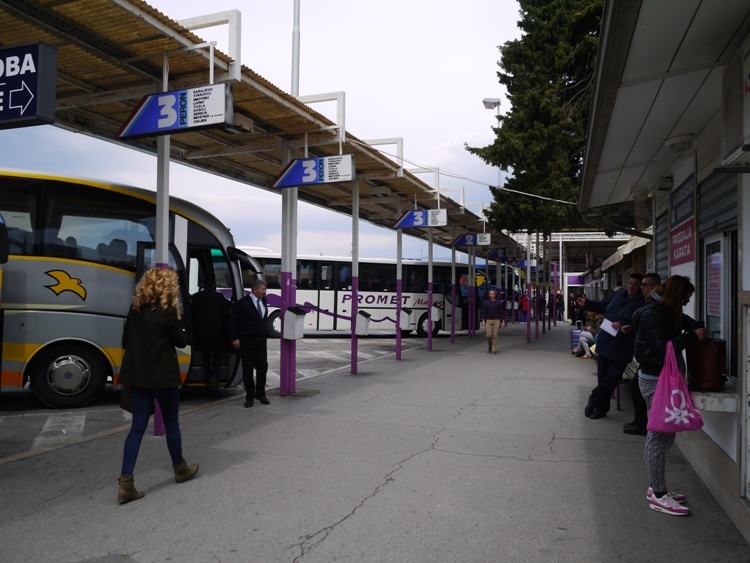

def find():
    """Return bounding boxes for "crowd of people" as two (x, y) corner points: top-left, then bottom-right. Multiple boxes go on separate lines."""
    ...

(568, 272), (707, 517)
(119, 266), (707, 518)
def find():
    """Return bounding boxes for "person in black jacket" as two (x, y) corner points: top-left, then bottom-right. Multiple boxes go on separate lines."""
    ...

(118, 268), (198, 504)
(634, 275), (706, 516)
(623, 273), (661, 435)
(481, 289), (506, 354)
(578, 274), (645, 419)
(229, 279), (270, 408)
(191, 282), (230, 388)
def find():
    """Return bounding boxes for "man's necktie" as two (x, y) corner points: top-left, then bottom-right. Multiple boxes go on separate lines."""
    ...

(256, 298), (263, 318)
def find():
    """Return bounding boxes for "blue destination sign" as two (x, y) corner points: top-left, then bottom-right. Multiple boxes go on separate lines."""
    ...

(393, 209), (448, 229)
(452, 233), (491, 247)
(118, 83), (232, 138)
(0, 42), (57, 130)
(486, 247), (509, 262)
(273, 155), (354, 187)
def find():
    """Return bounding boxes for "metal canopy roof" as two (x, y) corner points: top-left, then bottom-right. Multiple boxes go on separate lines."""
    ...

(580, 0), (750, 234)
(0, 0), (522, 255)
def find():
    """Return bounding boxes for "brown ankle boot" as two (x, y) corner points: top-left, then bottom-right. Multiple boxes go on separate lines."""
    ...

(118, 475), (144, 504)
(173, 460), (199, 483)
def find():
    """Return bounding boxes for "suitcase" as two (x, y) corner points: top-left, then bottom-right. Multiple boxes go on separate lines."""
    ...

(570, 329), (582, 351)
(686, 339), (727, 391)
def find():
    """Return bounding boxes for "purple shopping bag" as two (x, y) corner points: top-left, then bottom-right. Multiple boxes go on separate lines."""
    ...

(153, 399), (166, 436)
(647, 341), (703, 433)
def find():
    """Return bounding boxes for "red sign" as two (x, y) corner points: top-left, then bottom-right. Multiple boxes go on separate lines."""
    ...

(670, 217), (695, 266)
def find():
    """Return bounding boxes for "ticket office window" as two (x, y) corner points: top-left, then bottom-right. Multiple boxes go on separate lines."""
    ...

(703, 232), (737, 379)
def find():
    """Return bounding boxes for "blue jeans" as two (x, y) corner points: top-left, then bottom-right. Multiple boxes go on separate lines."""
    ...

(121, 386), (183, 475)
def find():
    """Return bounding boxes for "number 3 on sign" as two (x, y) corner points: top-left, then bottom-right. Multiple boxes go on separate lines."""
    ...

(157, 94), (177, 128)
(301, 159), (318, 183)
(413, 211), (426, 226)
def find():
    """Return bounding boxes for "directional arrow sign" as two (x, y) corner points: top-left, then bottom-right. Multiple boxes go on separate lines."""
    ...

(393, 209), (448, 228)
(451, 233), (491, 247)
(273, 155), (354, 187)
(117, 83), (232, 138)
(0, 42), (57, 130)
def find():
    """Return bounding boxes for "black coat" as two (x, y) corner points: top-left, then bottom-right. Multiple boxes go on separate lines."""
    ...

(191, 289), (230, 341)
(120, 305), (188, 388)
(634, 305), (699, 377)
(228, 295), (268, 341)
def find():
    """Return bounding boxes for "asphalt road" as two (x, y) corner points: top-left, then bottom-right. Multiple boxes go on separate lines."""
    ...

(0, 335), (426, 463)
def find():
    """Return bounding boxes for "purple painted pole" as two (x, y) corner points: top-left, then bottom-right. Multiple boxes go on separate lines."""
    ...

(396, 278), (403, 360)
(351, 275), (358, 374)
(427, 280), (433, 351)
(450, 281), (456, 343)
(280, 271), (292, 395)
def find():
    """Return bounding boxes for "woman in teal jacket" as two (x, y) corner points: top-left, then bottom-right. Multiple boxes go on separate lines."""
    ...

(117, 268), (198, 504)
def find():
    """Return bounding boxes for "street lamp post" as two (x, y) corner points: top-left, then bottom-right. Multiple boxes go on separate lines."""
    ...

(483, 97), (507, 321)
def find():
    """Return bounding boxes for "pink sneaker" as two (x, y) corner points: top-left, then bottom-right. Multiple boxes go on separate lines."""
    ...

(647, 486), (686, 504)
(649, 492), (690, 516)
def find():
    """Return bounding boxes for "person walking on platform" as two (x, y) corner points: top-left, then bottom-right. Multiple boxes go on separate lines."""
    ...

(623, 273), (661, 436)
(117, 268), (199, 505)
(634, 275), (706, 516)
(579, 274), (644, 420)
(229, 279), (270, 407)
(481, 289), (506, 355)
(520, 294), (529, 322)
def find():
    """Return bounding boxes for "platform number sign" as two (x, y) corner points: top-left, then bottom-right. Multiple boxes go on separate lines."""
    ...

(393, 209), (448, 229)
(118, 83), (232, 139)
(451, 233), (491, 247)
(273, 155), (354, 187)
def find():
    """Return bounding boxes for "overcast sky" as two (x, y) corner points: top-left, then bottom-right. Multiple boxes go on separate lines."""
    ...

(0, 0), (522, 259)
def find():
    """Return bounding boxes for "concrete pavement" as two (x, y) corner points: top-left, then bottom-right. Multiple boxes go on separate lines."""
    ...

(1, 322), (748, 562)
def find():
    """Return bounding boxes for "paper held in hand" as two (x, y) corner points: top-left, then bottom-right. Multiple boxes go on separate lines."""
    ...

(600, 318), (619, 337)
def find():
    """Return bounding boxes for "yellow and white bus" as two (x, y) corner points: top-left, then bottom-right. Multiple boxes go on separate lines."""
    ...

(0, 170), (262, 408)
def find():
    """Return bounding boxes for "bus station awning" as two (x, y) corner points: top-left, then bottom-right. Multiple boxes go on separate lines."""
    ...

(0, 0), (523, 255)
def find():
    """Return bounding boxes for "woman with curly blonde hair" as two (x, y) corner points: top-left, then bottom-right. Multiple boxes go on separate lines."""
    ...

(117, 268), (198, 504)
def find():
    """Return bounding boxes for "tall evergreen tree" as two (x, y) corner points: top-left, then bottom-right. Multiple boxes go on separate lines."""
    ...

(466, 0), (603, 237)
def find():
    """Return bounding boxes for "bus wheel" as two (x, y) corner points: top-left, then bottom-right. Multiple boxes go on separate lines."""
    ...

(30, 343), (109, 408)
(416, 313), (442, 337)
(266, 310), (282, 338)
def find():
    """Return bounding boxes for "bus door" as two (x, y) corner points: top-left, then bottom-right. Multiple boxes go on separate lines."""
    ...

(185, 246), (242, 387)
(296, 259), (320, 332)
(318, 261), (337, 330)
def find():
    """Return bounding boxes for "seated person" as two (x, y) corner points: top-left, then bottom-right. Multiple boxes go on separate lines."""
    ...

(572, 312), (602, 358)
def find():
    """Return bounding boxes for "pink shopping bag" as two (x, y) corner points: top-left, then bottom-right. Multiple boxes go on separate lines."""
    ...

(647, 341), (703, 433)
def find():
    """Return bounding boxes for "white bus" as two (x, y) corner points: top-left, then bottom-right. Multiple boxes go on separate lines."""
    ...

(243, 248), (520, 337)
(0, 171), (263, 408)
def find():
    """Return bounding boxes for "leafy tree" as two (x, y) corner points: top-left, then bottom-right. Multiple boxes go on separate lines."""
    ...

(466, 0), (604, 237)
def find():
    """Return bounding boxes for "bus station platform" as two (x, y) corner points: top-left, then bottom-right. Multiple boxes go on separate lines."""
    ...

(1, 322), (749, 562)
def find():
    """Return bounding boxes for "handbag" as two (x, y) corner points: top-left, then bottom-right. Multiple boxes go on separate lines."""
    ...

(647, 341), (703, 433)
(118, 385), (155, 416)
(686, 338), (727, 391)
(119, 384), (132, 412)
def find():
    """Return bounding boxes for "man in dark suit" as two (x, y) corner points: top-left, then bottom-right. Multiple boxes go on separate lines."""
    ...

(229, 279), (270, 408)
(190, 282), (230, 389)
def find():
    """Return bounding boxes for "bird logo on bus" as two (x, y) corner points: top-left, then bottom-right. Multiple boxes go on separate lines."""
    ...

(45, 270), (87, 301)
